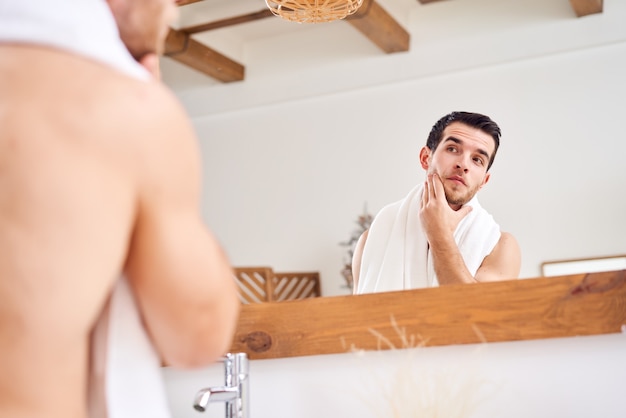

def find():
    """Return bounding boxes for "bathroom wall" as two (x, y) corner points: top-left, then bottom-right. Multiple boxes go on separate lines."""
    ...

(163, 332), (626, 418)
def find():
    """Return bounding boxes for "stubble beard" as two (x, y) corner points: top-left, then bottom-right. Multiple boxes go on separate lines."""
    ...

(427, 166), (481, 208)
(443, 182), (480, 208)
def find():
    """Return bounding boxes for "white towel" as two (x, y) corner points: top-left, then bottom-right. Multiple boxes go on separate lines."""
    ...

(0, 1), (170, 417)
(89, 280), (171, 418)
(0, 0), (148, 80)
(356, 183), (501, 293)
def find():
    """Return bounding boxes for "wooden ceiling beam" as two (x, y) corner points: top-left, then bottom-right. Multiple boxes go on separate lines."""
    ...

(170, 0), (410, 81)
(167, 0), (601, 83)
(346, 0), (410, 53)
(569, 0), (603, 17)
(179, 2), (409, 54)
(176, 0), (203, 6)
(180, 9), (274, 34)
(164, 28), (244, 82)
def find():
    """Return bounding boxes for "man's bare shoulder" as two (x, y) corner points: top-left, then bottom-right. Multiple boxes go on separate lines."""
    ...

(499, 231), (521, 276)
(84, 60), (193, 149)
(498, 232), (520, 255)
(476, 231), (521, 282)
(1, 44), (200, 212)
(1, 44), (191, 144)
(47, 47), (200, 179)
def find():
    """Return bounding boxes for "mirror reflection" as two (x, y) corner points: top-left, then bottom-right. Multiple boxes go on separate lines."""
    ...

(352, 111), (521, 294)
(162, 0), (626, 298)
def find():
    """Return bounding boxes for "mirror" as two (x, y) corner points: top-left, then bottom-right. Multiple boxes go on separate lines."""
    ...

(161, 1), (626, 297)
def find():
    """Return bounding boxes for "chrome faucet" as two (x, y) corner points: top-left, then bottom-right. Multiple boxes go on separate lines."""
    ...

(193, 353), (249, 418)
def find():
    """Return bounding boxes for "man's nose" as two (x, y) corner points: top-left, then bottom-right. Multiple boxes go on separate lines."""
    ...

(455, 156), (470, 172)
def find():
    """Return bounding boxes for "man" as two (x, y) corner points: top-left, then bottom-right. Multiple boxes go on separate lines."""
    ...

(353, 111), (521, 294)
(0, 1), (240, 417)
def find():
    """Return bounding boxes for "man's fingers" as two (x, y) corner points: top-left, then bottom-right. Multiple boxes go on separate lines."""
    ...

(423, 178), (431, 205)
(432, 173), (446, 201)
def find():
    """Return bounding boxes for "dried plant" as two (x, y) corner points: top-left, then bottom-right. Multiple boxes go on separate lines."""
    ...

(339, 203), (373, 289)
(347, 316), (498, 418)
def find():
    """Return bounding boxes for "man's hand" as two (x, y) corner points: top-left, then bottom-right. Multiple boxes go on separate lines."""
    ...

(419, 173), (472, 243)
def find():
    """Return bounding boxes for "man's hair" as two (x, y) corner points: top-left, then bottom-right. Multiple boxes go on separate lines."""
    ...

(426, 111), (501, 171)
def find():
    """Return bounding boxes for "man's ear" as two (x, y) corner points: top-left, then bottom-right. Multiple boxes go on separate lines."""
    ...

(479, 172), (491, 190)
(419, 146), (431, 170)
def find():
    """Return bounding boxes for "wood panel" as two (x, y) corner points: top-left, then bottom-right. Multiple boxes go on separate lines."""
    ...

(346, 0), (410, 53)
(230, 270), (626, 359)
(272, 271), (322, 301)
(569, 0), (603, 17)
(169, 0), (599, 81)
(180, 9), (274, 34)
(164, 29), (244, 82)
(234, 267), (275, 303)
(233, 267), (322, 303)
(176, 0), (203, 6)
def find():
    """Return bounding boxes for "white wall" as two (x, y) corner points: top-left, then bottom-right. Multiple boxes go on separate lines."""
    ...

(163, 333), (626, 418)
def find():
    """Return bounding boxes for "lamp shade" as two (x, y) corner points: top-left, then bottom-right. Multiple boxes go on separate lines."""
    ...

(266, 0), (364, 23)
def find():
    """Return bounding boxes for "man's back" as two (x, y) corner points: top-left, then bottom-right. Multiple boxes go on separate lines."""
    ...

(0, 44), (239, 418)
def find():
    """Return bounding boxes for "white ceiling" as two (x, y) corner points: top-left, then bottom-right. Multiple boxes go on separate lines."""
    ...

(159, 0), (626, 118)
(161, 0), (587, 92)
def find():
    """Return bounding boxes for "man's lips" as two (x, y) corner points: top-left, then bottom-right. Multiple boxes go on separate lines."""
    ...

(447, 176), (466, 186)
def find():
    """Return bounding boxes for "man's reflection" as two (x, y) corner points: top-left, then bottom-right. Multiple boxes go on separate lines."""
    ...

(353, 111), (521, 294)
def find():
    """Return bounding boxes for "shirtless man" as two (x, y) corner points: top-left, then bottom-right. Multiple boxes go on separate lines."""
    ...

(0, 1), (240, 417)
(353, 111), (521, 293)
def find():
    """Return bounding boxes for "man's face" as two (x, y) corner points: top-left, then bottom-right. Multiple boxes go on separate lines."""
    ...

(419, 122), (494, 210)
(108, 0), (179, 60)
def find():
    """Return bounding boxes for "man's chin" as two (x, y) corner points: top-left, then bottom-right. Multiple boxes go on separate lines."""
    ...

(122, 37), (161, 63)
(130, 47), (158, 64)
(445, 191), (470, 208)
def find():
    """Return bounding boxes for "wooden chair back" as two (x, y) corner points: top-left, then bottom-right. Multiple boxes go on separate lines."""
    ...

(272, 271), (322, 301)
(233, 266), (275, 303)
(233, 267), (322, 303)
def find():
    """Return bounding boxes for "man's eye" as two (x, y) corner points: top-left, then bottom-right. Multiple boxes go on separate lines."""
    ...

(447, 146), (457, 152)
(473, 157), (484, 165)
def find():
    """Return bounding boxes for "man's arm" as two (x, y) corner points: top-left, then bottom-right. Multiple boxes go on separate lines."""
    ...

(427, 230), (520, 285)
(474, 232), (521, 282)
(123, 81), (240, 368)
(420, 174), (520, 284)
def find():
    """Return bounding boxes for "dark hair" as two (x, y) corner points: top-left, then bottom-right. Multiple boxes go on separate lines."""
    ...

(426, 111), (501, 170)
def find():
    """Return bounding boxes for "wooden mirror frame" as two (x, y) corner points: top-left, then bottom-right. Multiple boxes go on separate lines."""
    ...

(228, 270), (626, 360)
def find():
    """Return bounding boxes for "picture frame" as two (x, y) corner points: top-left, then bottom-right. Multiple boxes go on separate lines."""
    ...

(541, 254), (626, 277)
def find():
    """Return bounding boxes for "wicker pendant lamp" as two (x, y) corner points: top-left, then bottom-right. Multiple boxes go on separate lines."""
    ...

(265, 0), (364, 24)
